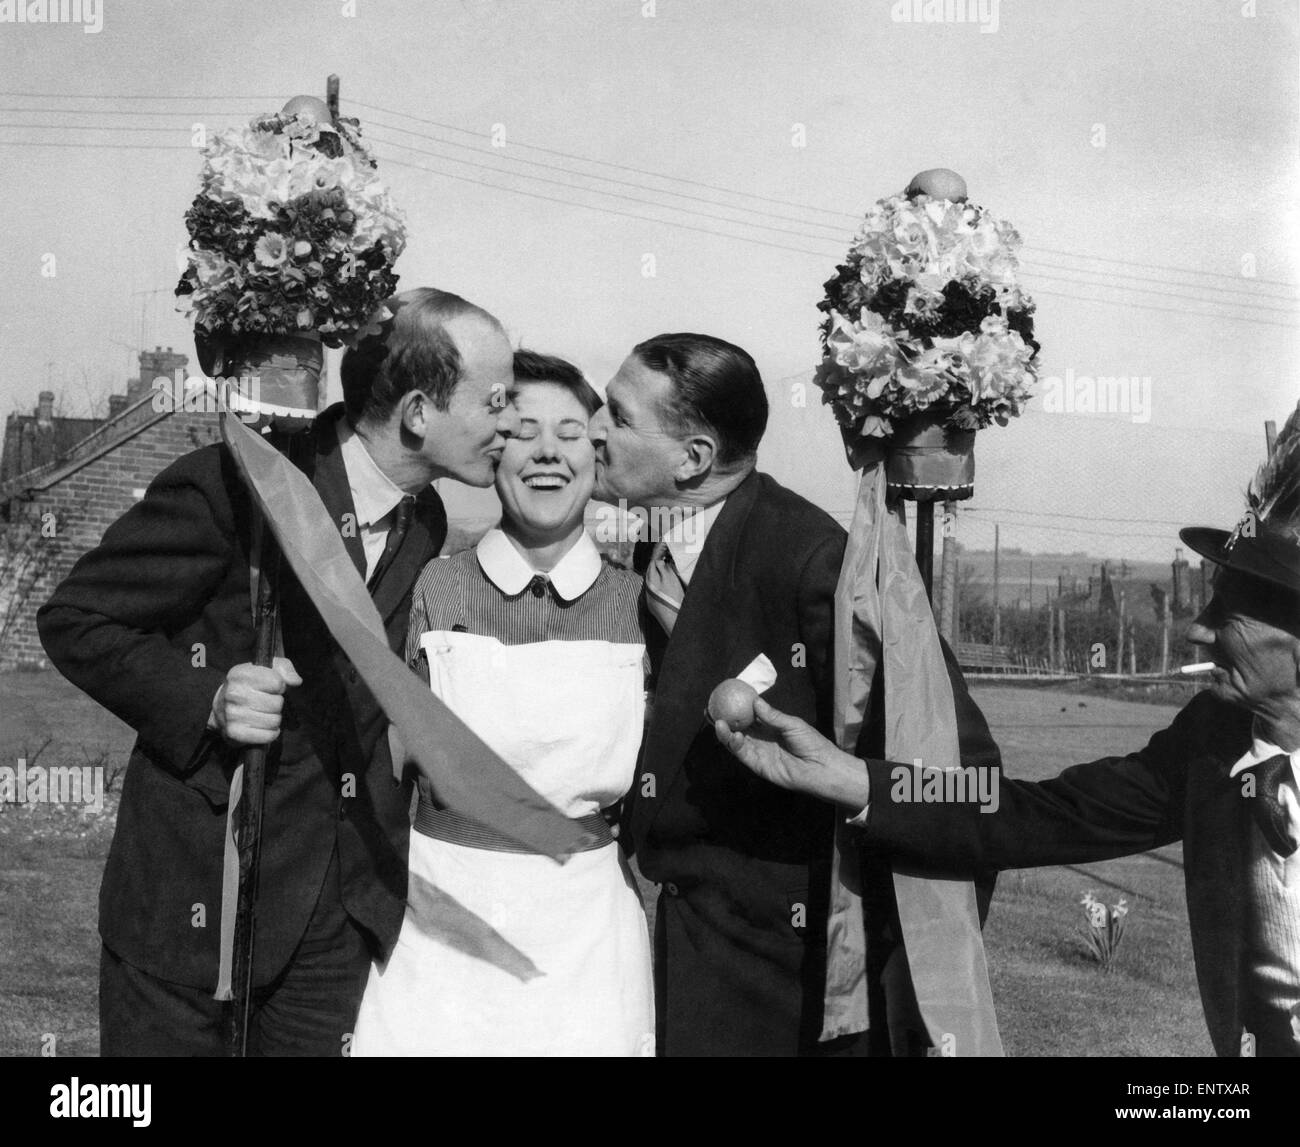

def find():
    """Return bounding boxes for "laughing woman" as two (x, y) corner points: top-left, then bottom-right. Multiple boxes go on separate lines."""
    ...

(351, 350), (654, 1057)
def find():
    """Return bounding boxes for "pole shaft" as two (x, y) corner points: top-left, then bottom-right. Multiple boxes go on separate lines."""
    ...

(915, 500), (935, 603)
(938, 500), (957, 643)
(327, 75), (340, 122)
(227, 499), (284, 1054)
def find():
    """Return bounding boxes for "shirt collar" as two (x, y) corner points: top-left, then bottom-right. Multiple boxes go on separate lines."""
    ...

(475, 527), (603, 601)
(661, 499), (727, 583)
(337, 416), (407, 530)
(1228, 721), (1300, 783)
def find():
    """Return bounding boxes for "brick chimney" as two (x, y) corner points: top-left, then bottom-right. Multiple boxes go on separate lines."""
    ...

(108, 394), (129, 419)
(130, 346), (189, 398)
(36, 390), (55, 425)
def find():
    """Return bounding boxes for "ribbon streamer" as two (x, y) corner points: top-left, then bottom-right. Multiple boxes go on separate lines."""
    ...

(821, 449), (1003, 1056)
(213, 403), (588, 996)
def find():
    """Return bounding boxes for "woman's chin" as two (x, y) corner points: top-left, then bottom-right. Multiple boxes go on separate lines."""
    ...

(504, 505), (588, 543)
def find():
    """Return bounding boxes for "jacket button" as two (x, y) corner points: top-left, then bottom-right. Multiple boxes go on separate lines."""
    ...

(665, 882), (680, 897)
(348, 668), (358, 685)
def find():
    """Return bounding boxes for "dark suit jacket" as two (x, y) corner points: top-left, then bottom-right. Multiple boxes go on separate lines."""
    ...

(626, 469), (1000, 1056)
(37, 405), (445, 991)
(862, 690), (1272, 1056)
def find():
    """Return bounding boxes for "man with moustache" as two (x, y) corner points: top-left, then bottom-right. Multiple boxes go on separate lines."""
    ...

(589, 331), (1000, 1056)
(718, 408), (1300, 1057)
(38, 287), (519, 1056)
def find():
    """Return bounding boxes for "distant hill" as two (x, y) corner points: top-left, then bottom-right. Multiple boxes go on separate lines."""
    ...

(954, 546), (1207, 620)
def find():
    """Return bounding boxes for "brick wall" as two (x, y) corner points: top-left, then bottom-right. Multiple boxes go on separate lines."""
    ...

(0, 405), (221, 669)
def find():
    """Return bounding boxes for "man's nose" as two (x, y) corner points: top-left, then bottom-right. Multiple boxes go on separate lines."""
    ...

(588, 409), (608, 444)
(497, 403), (521, 437)
(1188, 593), (1223, 646)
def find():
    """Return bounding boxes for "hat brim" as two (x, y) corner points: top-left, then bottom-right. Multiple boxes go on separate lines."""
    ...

(1179, 526), (1231, 569)
(1180, 525), (1300, 598)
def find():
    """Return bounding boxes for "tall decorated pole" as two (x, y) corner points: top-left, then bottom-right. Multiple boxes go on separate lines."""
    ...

(177, 87), (591, 1055)
(814, 169), (1040, 1054)
(183, 86), (361, 1054)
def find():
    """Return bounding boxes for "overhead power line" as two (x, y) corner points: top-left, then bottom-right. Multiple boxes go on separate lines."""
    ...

(1, 95), (1297, 329)
(3, 93), (1298, 292)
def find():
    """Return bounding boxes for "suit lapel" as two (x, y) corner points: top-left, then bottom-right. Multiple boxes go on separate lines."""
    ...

(308, 408), (367, 581)
(634, 472), (761, 838)
(1184, 733), (1250, 1056)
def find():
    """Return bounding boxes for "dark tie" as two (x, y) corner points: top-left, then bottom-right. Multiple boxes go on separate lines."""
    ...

(367, 495), (415, 591)
(643, 539), (686, 636)
(1250, 753), (1299, 858)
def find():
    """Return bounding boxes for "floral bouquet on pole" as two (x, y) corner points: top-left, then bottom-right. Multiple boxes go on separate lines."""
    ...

(818, 170), (1037, 1056)
(815, 168), (1039, 500)
(175, 95), (407, 430)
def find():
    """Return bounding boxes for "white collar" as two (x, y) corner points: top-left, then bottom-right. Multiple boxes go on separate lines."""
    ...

(337, 415), (407, 529)
(660, 499), (727, 583)
(1228, 722), (1300, 785)
(475, 527), (603, 602)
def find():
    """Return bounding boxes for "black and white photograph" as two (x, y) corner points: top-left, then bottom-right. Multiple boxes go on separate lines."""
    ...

(0, 0), (1297, 1112)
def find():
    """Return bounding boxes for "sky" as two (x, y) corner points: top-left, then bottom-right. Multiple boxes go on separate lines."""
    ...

(0, 0), (1296, 561)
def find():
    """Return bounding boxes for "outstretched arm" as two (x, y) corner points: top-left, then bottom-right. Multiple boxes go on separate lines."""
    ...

(717, 695), (1200, 872)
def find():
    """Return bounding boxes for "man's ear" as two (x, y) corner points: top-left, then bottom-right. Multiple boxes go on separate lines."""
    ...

(675, 433), (717, 482)
(396, 389), (431, 437)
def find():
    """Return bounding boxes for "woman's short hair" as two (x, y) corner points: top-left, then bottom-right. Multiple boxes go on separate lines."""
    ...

(341, 287), (501, 423)
(631, 333), (768, 467)
(512, 349), (603, 418)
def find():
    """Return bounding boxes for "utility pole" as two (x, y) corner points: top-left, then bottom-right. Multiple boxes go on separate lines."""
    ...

(992, 523), (1001, 648)
(1160, 591), (1171, 676)
(1116, 589), (1126, 676)
(1046, 595), (1054, 673)
(1057, 607), (1066, 673)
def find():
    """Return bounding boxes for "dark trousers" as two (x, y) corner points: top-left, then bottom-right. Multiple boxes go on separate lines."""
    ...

(99, 849), (371, 1057)
(654, 889), (870, 1057)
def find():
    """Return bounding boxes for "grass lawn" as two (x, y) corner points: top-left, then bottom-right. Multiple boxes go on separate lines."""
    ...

(0, 671), (1206, 1056)
(975, 684), (1205, 1055)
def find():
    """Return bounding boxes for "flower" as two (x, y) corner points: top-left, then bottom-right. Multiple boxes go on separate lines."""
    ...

(254, 234), (288, 268)
(826, 309), (898, 380)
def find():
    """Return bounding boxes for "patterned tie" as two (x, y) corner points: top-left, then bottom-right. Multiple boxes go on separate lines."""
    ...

(643, 538), (686, 636)
(1251, 753), (1299, 858)
(367, 495), (415, 591)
